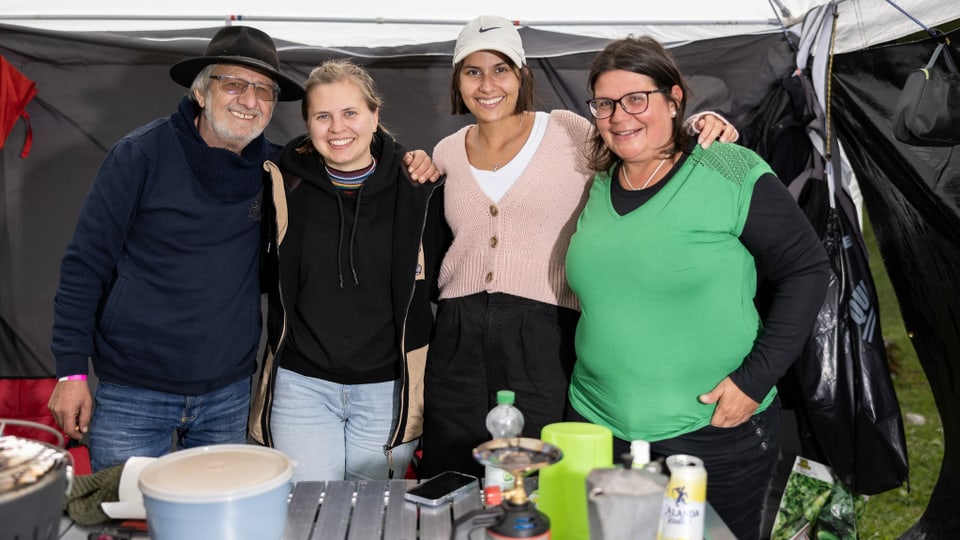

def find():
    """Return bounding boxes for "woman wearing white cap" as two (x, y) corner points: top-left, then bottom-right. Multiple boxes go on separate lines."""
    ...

(419, 15), (738, 477)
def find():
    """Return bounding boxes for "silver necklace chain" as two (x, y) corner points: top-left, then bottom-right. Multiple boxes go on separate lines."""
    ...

(622, 157), (668, 191)
(475, 113), (525, 172)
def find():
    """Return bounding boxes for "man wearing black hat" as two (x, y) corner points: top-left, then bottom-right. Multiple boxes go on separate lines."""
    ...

(46, 26), (436, 472)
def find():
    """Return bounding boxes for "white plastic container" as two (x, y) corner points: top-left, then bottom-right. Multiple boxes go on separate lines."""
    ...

(138, 444), (294, 540)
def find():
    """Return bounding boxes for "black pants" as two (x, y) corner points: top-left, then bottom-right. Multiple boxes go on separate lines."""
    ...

(567, 399), (782, 540)
(420, 292), (579, 479)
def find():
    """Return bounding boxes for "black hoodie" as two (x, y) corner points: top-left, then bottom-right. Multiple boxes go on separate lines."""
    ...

(251, 129), (450, 448)
(277, 133), (400, 383)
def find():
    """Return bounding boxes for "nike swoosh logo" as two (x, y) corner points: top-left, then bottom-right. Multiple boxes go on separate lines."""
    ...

(478, 26), (501, 33)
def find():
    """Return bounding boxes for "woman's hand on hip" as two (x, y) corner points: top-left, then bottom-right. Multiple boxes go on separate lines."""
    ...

(698, 376), (758, 428)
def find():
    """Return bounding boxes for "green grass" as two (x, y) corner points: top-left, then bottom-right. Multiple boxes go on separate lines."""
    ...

(855, 211), (944, 539)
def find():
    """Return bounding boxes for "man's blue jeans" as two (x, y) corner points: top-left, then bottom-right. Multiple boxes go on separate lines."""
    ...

(88, 378), (250, 471)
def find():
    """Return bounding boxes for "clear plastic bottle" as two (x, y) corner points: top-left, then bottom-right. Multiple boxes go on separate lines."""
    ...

(484, 389), (524, 491)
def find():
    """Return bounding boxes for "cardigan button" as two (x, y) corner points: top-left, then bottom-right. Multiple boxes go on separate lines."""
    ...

(489, 236), (498, 248)
(489, 205), (498, 216)
(485, 272), (494, 283)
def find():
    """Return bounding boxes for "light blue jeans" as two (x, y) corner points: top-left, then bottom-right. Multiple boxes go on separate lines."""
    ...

(88, 378), (250, 472)
(270, 367), (416, 482)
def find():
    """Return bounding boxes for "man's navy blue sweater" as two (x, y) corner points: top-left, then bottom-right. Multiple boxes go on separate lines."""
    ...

(51, 97), (278, 395)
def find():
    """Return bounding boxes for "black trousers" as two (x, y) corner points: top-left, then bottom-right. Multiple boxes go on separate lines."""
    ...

(420, 292), (579, 479)
(567, 399), (782, 540)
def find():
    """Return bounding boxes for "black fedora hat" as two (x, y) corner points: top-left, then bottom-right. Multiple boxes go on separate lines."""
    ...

(169, 26), (303, 101)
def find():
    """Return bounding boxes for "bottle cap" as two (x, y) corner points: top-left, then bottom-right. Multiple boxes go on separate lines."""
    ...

(496, 389), (515, 405)
(630, 439), (650, 467)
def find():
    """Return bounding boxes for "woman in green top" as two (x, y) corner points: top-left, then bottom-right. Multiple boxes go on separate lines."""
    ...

(565, 36), (830, 540)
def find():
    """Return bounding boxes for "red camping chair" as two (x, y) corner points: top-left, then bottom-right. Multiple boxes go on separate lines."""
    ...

(0, 54), (37, 158)
(0, 378), (92, 475)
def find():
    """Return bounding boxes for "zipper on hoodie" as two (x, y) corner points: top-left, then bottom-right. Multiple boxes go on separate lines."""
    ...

(389, 180), (442, 451)
(262, 164), (289, 447)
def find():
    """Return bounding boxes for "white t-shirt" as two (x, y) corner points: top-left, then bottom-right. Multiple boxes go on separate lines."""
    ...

(471, 111), (549, 202)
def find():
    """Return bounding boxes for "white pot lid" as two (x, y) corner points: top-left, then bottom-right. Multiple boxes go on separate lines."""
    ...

(138, 445), (293, 503)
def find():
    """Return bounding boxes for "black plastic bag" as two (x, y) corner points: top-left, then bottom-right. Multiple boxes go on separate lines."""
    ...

(792, 185), (909, 495)
(892, 41), (960, 147)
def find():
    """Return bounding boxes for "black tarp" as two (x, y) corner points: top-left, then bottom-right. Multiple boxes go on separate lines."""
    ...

(831, 28), (960, 536)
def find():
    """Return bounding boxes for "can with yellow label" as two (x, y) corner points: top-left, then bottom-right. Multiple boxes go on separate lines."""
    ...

(656, 454), (707, 540)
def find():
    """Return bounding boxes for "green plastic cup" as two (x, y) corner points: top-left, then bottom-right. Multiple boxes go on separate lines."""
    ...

(537, 422), (613, 540)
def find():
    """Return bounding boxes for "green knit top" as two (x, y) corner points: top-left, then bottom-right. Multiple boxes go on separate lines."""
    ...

(565, 142), (776, 442)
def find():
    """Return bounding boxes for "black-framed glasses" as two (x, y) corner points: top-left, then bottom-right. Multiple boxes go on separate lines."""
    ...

(585, 88), (669, 119)
(209, 75), (280, 102)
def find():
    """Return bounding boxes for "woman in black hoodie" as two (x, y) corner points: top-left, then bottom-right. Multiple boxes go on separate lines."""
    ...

(251, 60), (449, 481)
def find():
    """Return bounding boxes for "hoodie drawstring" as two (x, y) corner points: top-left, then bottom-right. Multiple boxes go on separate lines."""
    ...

(348, 188), (363, 286)
(334, 188), (363, 288)
(335, 193), (347, 289)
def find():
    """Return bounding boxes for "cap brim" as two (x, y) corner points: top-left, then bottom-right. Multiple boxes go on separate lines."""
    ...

(453, 42), (524, 68)
(169, 56), (303, 101)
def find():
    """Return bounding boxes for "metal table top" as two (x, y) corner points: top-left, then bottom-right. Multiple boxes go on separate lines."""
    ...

(59, 479), (481, 540)
(284, 479), (481, 540)
(60, 478), (736, 540)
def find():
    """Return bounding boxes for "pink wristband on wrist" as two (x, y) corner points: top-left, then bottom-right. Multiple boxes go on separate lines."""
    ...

(57, 374), (88, 382)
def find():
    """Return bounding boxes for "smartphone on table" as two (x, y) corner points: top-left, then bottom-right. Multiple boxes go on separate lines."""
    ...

(404, 471), (479, 506)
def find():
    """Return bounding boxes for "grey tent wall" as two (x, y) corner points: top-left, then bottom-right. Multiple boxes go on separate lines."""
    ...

(0, 23), (795, 378)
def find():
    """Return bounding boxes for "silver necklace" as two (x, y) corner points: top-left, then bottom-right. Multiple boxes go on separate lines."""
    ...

(475, 113), (525, 172)
(622, 157), (668, 191)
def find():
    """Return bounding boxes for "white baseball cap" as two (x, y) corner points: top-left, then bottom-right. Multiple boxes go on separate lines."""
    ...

(453, 15), (526, 67)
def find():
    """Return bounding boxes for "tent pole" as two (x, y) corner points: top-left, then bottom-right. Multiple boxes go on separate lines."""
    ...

(0, 14), (789, 28)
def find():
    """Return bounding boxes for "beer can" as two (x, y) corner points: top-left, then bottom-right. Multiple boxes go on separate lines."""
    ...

(656, 454), (707, 540)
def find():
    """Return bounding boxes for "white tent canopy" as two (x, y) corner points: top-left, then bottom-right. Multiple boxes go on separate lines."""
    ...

(0, 0), (956, 53)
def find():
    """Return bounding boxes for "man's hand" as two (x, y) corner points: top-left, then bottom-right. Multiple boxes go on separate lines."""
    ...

(698, 376), (758, 428)
(404, 150), (441, 184)
(48, 380), (92, 440)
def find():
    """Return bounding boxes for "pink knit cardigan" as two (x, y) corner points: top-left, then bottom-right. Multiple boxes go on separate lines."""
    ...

(433, 110), (594, 311)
